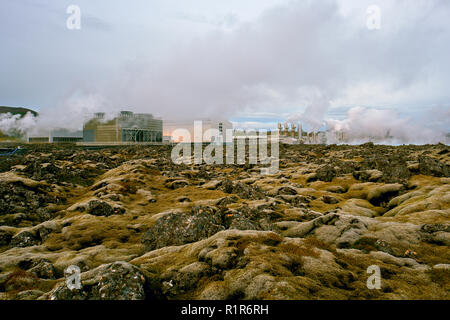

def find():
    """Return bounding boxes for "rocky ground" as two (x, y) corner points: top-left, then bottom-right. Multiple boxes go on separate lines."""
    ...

(0, 142), (448, 300)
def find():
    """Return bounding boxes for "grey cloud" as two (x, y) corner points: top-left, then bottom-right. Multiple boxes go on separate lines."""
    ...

(98, 0), (450, 123)
(1, 0), (449, 143)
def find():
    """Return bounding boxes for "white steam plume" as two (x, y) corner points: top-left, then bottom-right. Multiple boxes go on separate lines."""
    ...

(0, 112), (37, 136)
(325, 107), (448, 145)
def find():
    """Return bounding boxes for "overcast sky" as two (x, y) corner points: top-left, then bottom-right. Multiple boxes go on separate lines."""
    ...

(0, 0), (449, 133)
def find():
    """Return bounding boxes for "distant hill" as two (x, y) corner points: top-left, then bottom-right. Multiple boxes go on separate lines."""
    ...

(0, 106), (38, 117)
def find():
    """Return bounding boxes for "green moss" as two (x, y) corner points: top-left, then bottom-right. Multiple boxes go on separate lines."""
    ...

(428, 268), (450, 287)
(351, 237), (378, 253)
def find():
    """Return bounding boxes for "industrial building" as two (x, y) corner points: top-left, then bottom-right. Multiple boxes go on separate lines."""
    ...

(83, 111), (162, 143)
(232, 129), (279, 144)
(277, 122), (327, 144)
(163, 119), (232, 143)
(27, 129), (83, 143)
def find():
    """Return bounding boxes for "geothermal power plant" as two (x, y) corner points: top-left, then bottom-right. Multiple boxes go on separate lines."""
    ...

(24, 110), (353, 146)
(25, 111), (330, 145)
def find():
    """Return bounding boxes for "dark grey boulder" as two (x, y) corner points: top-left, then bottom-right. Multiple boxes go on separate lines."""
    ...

(87, 200), (124, 217)
(316, 165), (337, 182)
(9, 231), (40, 248)
(142, 206), (225, 251)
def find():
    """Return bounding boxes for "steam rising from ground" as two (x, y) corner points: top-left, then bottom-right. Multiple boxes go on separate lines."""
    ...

(325, 107), (448, 145)
(2, 104), (446, 145)
(31, 93), (117, 134)
(0, 112), (36, 136)
(0, 93), (117, 137)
